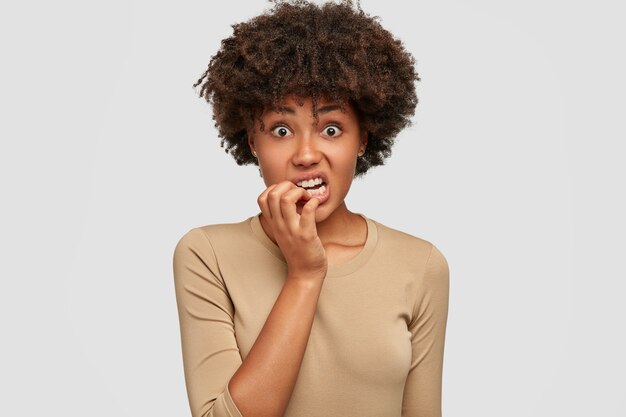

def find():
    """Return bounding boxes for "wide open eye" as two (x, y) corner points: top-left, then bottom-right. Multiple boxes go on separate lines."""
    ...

(270, 125), (292, 138)
(322, 124), (342, 138)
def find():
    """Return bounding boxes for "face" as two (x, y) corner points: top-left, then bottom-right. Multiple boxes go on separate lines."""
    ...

(248, 94), (367, 222)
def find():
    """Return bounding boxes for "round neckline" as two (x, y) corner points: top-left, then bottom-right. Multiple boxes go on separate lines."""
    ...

(249, 212), (378, 278)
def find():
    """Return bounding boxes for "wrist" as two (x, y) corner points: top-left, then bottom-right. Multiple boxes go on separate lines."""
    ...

(285, 272), (326, 289)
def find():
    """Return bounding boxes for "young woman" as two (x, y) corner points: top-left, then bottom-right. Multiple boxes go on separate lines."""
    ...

(173, 2), (450, 416)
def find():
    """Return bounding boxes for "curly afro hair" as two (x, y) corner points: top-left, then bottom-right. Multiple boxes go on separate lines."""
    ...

(193, 0), (419, 177)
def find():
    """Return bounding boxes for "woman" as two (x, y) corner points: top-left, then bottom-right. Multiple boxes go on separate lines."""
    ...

(173, 1), (450, 416)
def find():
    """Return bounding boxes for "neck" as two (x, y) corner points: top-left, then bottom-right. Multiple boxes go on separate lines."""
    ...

(315, 202), (360, 245)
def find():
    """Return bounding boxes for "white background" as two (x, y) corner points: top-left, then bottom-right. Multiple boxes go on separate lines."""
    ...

(1, 0), (624, 415)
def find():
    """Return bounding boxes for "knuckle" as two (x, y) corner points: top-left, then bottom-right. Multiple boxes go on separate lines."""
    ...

(268, 190), (280, 200)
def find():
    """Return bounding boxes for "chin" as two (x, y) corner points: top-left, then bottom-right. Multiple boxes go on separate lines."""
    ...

(296, 201), (332, 223)
(313, 208), (328, 223)
(315, 203), (341, 224)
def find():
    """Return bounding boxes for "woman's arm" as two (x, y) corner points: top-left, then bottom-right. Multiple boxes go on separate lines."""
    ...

(174, 181), (326, 417)
(228, 181), (327, 417)
(173, 229), (324, 417)
(228, 275), (323, 417)
(173, 228), (244, 417)
(402, 244), (450, 417)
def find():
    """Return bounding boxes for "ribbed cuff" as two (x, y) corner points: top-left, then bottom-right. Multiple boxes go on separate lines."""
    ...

(218, 383), (243, 417)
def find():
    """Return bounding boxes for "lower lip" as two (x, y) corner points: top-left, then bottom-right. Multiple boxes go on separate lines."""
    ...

(297, 183), (330, 206)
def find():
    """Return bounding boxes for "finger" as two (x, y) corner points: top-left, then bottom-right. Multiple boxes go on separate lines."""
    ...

(257, 184), (278, 220)
(280, 186), (310, 230)
(299, 195), (320, 235)
(267, 181), (297, 230)
(295, 187), (312, 208)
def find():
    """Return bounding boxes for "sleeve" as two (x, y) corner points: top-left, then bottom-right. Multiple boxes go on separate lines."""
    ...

(402, 244), (450, 417)
(172, 228), (244, 417)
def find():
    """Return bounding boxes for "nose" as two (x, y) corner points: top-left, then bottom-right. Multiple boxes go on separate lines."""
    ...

(291, 133), (321, 167)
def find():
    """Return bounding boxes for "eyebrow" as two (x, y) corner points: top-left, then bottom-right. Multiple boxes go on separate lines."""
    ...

(269, 104), (343, 115)
(318, 104), (343, 114)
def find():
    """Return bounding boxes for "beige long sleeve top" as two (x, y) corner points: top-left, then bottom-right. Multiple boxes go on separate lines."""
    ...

(173, 212), (449, 417)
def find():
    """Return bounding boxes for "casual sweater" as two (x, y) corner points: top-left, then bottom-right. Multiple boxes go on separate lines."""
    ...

(173, 212), (449, 417)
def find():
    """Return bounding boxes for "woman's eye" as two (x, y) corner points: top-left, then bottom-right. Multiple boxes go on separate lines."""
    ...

(323, 125), (342, 137)
(271, 125), (291, 137)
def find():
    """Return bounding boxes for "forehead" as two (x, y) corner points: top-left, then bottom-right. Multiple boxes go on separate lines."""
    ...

(250, 94), (361, 131)
(263, 95), (353, 117)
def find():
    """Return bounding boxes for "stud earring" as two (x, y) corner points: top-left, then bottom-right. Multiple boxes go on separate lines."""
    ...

(252, 150), (258, 158)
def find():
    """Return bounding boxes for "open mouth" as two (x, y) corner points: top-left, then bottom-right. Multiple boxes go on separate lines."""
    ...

(297, 177), (326, 195)
(295, 177), (330, 204)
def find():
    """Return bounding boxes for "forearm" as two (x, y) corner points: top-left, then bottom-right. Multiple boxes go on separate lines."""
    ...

(228, 275), (324, 417)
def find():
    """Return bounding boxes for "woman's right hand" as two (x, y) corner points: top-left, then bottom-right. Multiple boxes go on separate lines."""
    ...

(257, 180), (328, 282)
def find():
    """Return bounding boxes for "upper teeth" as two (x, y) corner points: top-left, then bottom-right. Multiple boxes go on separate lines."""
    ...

(296, 177), (323, 188)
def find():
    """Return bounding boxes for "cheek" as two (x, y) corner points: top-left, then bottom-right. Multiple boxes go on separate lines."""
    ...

(258, 156), (286, 185)
(337, 150), (359, 172)
(331, 155), (359, 188)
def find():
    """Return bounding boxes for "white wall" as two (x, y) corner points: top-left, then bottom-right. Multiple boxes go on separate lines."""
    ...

(1, 0), (624, 415)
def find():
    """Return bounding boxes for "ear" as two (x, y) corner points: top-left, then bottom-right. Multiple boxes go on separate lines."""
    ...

(359, 130), (368, 153)
(247, 129), (256, 155)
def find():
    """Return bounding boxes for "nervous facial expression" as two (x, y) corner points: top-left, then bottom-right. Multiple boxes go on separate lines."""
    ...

(248, 94), (367, 222)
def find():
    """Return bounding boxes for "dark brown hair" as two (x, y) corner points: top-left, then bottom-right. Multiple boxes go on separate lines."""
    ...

(194, 0), (419, 177)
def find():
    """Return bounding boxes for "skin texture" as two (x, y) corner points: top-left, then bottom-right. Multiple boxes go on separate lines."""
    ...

(227, 94), (369, 417)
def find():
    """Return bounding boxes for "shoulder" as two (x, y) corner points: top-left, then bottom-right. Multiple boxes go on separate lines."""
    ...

(172, 218), (256, 289)
(175, 217), (251, 248)
(173, 217), (254, 263)
(367, 216), (449, 277)
(368, 217), (440, 256)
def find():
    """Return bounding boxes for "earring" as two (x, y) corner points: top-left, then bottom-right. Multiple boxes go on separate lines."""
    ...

(252, 150), (258, 158)
(357, 150), (365, 157)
